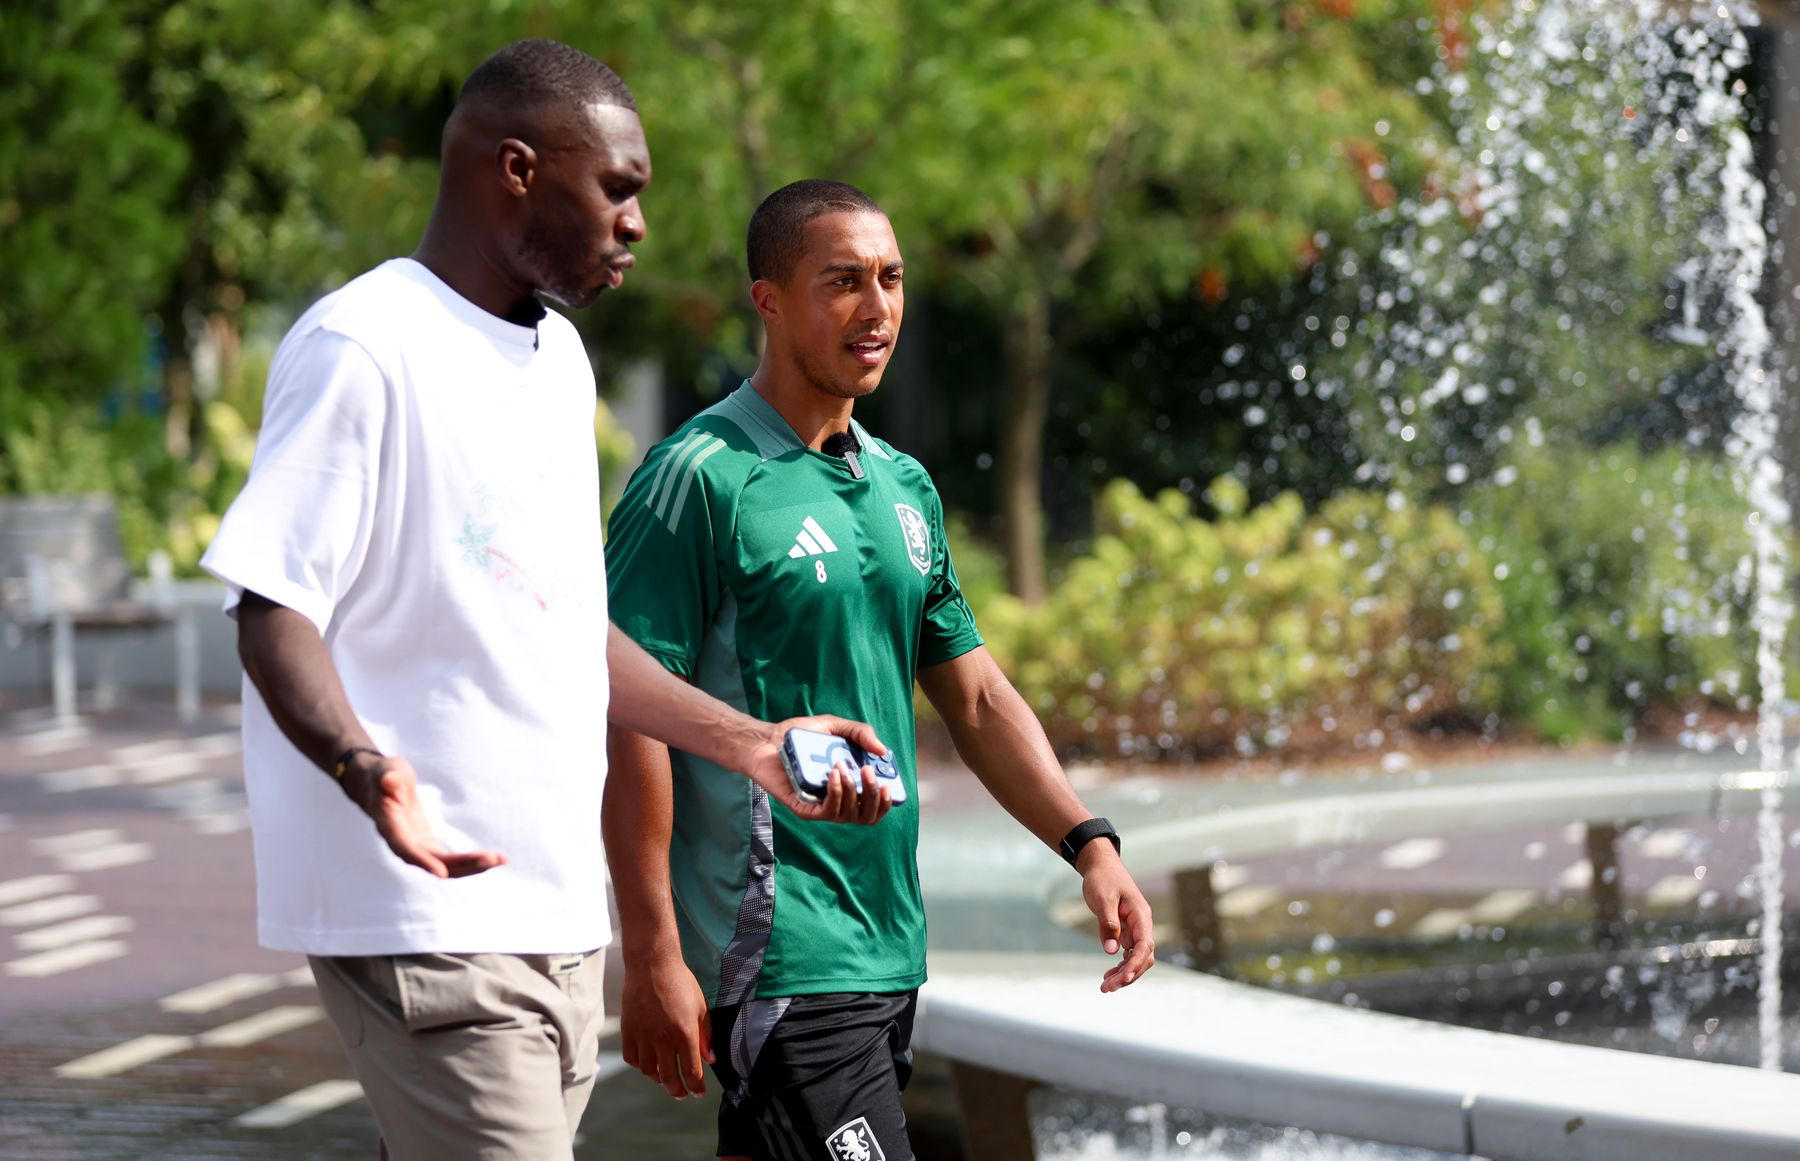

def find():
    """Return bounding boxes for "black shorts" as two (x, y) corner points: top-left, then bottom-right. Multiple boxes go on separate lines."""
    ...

(710, 990), (918, 1161)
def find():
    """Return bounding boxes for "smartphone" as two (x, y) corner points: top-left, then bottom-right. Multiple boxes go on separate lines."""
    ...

(780, 727), (906, 806)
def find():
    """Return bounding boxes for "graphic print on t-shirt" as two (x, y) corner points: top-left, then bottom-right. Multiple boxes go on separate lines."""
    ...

(894, 503), (930, 575)
(786, 515), (839, 559)
(454, 482), (557, 610)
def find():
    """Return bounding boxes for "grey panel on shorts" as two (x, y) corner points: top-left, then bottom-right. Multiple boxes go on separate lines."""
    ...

(728, 994), (794, 1103)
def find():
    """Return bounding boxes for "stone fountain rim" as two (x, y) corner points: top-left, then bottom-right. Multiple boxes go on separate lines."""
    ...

(916, 761), (1800, 1159)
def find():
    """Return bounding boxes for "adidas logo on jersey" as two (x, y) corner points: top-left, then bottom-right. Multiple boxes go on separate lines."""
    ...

(788, 516), (839, 559)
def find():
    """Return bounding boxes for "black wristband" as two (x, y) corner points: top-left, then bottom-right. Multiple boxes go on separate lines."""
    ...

(1059, 817), (1121, 868)
(331, 746), (382, 783)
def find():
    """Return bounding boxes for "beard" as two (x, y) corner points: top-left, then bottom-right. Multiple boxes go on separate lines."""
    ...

(793, 338), (882, 401)
(516, 210), (604, 311)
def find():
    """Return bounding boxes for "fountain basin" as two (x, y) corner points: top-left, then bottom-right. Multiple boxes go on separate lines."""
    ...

(915, 756), (1800, 1158)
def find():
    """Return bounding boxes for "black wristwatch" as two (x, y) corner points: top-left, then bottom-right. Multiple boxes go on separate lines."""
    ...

(1059, 817), (1122, 868)
(332, 746), (382, 783)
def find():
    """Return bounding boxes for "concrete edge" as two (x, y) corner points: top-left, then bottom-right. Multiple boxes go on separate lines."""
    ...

(918, 767), (1800, 1158)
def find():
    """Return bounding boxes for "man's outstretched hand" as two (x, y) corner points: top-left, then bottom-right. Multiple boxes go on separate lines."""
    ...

(1080, 842), (1156, 992)
(744, 715), (894, 824)
(340, 752), (507, 878)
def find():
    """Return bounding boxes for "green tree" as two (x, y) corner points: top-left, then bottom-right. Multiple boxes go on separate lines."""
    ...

(0, 1), (185, 478)
(133, 0), (436, 457)
(899, 0), (1445, 600)
(0, 1), (450, 563)
(566, 0), (1447, 600)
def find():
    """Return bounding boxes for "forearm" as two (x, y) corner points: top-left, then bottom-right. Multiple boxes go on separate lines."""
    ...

(603, 724), (684, 967)
(605, 622), (770, 773)
(236, 591), (375, 775)
(935, 667), (1094, 851)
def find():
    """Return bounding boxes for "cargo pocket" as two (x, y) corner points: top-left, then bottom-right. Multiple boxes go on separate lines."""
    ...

(311, 955), (369, 1049)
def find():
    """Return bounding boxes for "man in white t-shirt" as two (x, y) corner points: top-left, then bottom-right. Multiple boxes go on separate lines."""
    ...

(200, 41), (891, 1160)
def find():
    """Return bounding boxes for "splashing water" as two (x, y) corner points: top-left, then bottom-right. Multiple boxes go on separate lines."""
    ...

(1323, 0), (1788, 1068)
(1519, 0), (1789, 1072)
(1694, 1), (1789, 1074)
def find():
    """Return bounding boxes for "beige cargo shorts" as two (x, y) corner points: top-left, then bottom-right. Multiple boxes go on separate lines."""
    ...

(309, 950), (605, 1160)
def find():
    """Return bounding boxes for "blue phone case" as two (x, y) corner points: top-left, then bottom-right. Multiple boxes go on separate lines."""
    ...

(780, 727), (907, 805)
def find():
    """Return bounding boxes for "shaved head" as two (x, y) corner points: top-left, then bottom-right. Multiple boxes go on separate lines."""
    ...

(457, 39), (635, 120)
(748, 180), (885, 285)
(419, 40), (650, 318)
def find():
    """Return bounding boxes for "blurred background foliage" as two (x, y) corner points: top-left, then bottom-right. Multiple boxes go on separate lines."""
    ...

(0, 0), (1774, 756)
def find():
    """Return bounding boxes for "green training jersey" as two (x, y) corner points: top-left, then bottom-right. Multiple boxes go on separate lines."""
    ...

(605, 383), (983, 1004)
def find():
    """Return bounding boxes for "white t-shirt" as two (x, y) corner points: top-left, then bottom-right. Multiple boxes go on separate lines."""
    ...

(202, 258), (611, 956)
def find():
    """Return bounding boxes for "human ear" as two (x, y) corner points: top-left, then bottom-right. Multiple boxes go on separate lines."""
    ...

(496, 138), (538, 198)
(750, 278), (781, 325)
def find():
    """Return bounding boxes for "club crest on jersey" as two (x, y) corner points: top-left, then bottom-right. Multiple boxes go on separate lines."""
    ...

(826, 1117), (885, 1161)
(895, 503), (930, 576)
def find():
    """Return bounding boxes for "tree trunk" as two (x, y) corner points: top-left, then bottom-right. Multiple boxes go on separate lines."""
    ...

(161, 299), (194, 460)
(998, 291), (1052, 604)
(159, 229), (208, 461)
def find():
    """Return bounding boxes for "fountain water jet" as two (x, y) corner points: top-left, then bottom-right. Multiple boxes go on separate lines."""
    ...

(1323, 0), (1789, 1071)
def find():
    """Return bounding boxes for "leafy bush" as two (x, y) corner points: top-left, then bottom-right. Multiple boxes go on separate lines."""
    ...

(1466, 440), (1756, 742)
(956, 442), (1764, 758)
(975, 478), (1502, 758)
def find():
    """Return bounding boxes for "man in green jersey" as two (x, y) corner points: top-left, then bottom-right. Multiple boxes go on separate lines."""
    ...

(603, 180), (1155, 1161)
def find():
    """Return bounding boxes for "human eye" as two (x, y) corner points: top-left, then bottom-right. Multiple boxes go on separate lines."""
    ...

(599, 173), (641, 202)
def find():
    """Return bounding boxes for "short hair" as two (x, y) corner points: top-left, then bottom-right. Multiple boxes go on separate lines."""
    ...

(747, 180), (885, 284)
(457, 39), (636, 116)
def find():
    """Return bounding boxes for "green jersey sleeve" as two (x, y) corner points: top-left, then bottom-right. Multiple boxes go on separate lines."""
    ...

(918, 483), (984, 667)
(605, 427), (731, 677)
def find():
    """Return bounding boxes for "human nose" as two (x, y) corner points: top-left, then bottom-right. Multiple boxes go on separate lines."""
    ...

(859, 281), (894, 322)
(615, 197), (646, 245)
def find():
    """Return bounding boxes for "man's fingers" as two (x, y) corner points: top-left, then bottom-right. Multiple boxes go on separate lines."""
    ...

(680, 1031), (708, 1096)
(855, 768), (879, 824)
(818, 764), (847, 820)
(828, 764), (862, 822)
(782, 761), (890, 826)
(413, 853), (450, 879)
(654, 1043), (687, 1098)
(1121, 896), (1157, 981)
(811, 715), (888, 758)
(438, 850), (507, 878)
(855, 769), (891, 825)
(383, 832), (450, 879)
(1098, 897), (1156, 991)
(379, 805), (505, 878)
(1096, 903), (1123, 957)
(701, 1010), (716, 1064)
(1101, 940), (1156, 993)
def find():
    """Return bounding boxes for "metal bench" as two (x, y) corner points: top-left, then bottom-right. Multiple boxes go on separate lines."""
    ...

(0, 494), (200, 722)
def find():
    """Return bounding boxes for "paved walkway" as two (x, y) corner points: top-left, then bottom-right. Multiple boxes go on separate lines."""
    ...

(0, 700), (725, 1159)
(2, 694), (1789, 1158)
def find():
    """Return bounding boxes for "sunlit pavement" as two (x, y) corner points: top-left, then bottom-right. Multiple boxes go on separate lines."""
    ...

(0, 698), (719, 1159)
(4, 695), (1792, 1158)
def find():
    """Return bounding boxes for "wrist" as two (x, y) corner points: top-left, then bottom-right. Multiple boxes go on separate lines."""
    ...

(1076, 838), (1123, 876)
(1059, 816), (1122, 870)
(725, 717), (779, 775)
(621, 929), (686, 971)
(333, 746), (383, 809)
